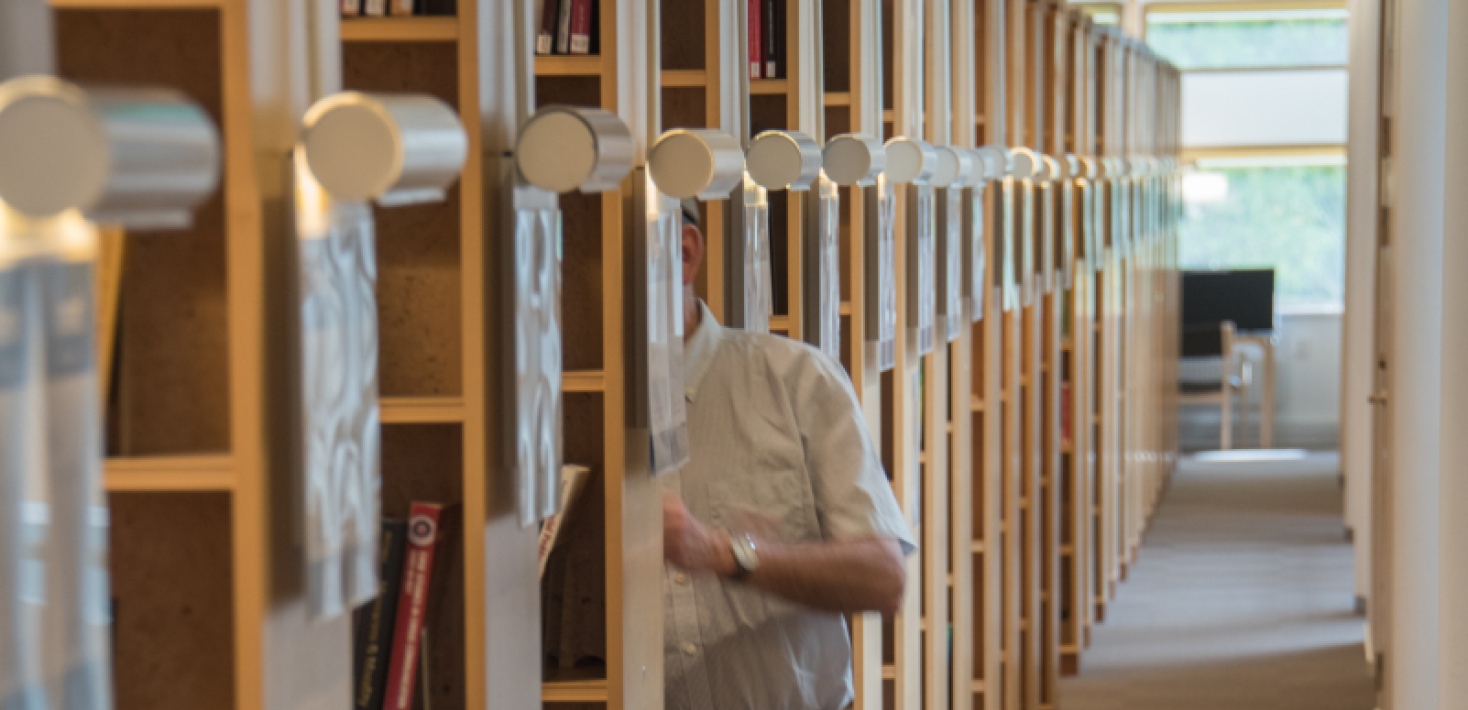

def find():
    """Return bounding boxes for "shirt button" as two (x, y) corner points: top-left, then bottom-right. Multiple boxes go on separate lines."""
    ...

(674, 572), (690, 585)
(682, 643), (698, 657)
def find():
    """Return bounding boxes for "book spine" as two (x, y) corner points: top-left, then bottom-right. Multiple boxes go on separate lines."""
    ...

(381, 504), (443, 710)
(588, 0), (600, 55)
(390, 0), (414, 16)
(536, 0), (556, 55)
(568, 0), (592, 54)
(555, 0), (574, 54)
(362, 0), (386, 17)
(748, 0), (761, 79)
(354, 519), (408, 710)
(341, 0), (362, 17)
(764, 0), (778, 78)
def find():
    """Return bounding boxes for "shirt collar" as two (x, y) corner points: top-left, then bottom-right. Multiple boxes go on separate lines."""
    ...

(683, 299), (722, 403)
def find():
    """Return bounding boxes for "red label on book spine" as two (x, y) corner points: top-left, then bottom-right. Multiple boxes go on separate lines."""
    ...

(381, 503), (443, 710)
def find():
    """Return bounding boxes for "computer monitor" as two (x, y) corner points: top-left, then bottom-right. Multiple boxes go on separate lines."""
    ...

(1181, 269), (1274, 357)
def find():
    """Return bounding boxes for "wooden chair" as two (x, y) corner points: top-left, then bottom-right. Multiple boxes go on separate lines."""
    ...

(1179, 321), (1251, 450)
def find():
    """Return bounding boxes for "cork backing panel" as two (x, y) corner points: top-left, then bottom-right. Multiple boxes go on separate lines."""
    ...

(56, 9), (230, 455)
(109, 491), (235, 710)
(344, 42), (464, 398)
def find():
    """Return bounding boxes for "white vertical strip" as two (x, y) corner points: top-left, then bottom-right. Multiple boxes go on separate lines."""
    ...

(1387, 0), (1448, 707)
(1437, 0), (1468, 704)
(1341, 0), (1380, 612)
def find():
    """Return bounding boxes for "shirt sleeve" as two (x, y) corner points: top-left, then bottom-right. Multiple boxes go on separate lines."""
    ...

(792, 349), (918, 557)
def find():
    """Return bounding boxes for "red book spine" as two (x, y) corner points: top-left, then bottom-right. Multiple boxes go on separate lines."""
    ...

(1061, 382), (1073, 447)
(747, 0), (762, 79)
(381, 503), (443, 710)
(568, 0), (593, 54)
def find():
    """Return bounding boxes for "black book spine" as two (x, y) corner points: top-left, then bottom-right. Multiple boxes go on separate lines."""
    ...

(763, 0), (778, 79)
(354, 519), (408, 710)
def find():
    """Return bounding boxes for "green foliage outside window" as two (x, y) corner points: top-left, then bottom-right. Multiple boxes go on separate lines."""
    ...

(1146, 16), (1348, 70)
(1180, 164), (1346, 310)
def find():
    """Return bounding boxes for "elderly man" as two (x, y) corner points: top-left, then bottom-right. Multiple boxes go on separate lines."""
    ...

(661, 198), (915, 710)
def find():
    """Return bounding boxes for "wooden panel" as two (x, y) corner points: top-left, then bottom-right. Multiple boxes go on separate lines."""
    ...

(110, 492), (235, 710)
(55, 9), (231, 456)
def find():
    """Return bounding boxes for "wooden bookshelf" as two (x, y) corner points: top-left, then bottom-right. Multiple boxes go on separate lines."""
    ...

(51, 0), (1181, 707)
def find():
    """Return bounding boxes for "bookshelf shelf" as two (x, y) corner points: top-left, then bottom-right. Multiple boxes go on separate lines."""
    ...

(340, 16), (458, 43)
(103, 455), (235, 492)
(542, 677), (610, 703)
(661, 69), (708, 88)
(380, 396), (466, 424)
(750, 78), (790, 95)
(769, 314), (791, 331)
(823, 91), (852, 107)
(562, 369), (607, 392)
(534, 54), (603, 77)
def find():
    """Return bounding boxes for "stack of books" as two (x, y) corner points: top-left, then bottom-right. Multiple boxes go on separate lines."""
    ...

(534, 0), (601, 56)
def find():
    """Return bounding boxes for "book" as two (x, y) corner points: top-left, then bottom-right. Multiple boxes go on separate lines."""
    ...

(390, 0), (414, 15)
(353, 519), (408, 710)
(536, 0), (557, 54)
(748, 0), (761, 79)
(763, 0), (778, 78)
(341, 0), (362, 17)
(588, 0), (600, 54)
(568, 0), (593, 55)
(1061, 382), (1073, 447)
(538, 465), (592, 580)
(362, 0), (386, 17)
(382, 503), (445, 710)
(555, 0), (574, 54)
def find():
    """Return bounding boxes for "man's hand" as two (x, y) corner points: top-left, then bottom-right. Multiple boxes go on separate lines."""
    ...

(663, 493), (736, 576)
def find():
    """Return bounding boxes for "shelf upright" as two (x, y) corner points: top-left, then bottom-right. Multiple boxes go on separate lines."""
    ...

(921, 2), (955, 709)
(1093, 26), (1125, 619)
(820, 0), (889, 705)
(1035, 4), (1070, 706)
(1059, 9), (1098, 677)
(973, 0), (1009, 707)
(49, 2), (249, 708)
(886, 0), (927, 706)
(530, 0), (667, 706)
(948, 0), (983, 707)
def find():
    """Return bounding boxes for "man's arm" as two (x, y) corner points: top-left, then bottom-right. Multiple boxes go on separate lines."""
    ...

(664, 494), (907, 616)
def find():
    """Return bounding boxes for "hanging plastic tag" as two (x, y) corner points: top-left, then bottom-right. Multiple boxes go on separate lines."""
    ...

(294, 150), (382, 619)
(511, 184), (563, 525)
(639, 172), (689, 476)
(742, 174), (771, 334)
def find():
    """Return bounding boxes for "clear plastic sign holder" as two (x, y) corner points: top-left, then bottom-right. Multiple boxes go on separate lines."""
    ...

(514, 105), (634, 506)
(823, 133), (894, 372)
(886, 137), (938, 357)
(632, 169), (691, 475)
(799, 175), (842, 359)
(742, 175), (773, 334)
(0, 75), (220, 709)
(295, 92), (468, 617)
(932, 147), (968, 343)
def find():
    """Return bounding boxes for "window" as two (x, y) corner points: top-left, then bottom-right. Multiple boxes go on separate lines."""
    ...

(1181, 156), (1346, 310)
(1145, 8), (1348, 70)
(1073, 2), (1122, 27)
(1151, 2), (1349, 311)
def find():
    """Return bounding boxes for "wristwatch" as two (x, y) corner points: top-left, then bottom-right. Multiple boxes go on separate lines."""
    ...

(729, 532), (759, 581)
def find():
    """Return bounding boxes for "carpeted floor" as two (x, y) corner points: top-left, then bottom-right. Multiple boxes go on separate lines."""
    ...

(1059, 451), (1376, 710)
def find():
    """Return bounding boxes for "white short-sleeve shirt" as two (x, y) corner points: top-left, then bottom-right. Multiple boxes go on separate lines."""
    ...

(662, 301), (917, 710)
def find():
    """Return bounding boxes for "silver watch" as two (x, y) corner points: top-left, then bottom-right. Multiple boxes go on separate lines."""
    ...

(729, 532), (759, 581)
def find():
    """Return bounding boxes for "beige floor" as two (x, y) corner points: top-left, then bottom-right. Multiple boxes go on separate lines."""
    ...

(1059, 451), (1375, 710)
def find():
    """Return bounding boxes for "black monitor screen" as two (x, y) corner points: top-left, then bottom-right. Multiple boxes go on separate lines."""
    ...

(1181, 269), (1274, 356)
